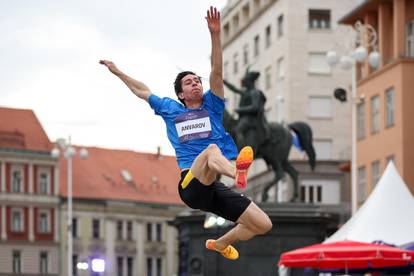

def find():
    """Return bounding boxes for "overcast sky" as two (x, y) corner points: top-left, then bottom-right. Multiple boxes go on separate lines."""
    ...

(0, 0), (228, 156)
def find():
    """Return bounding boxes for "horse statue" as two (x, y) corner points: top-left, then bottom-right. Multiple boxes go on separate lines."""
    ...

(223, 71), (316, 202)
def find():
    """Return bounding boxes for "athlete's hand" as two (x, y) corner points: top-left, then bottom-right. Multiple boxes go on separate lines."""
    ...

(206, 6), (220, 34)
(99, 60), (121, 75)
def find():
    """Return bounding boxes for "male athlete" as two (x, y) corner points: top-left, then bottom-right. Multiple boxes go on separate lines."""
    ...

(100, 6), (272, 260)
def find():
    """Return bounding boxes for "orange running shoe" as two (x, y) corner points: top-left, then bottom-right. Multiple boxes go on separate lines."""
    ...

(235, 146), (254, 189)
(205, 239), (239, 260)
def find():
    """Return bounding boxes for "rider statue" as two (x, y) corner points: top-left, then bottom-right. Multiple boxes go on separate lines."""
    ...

(224, 71), (270, 154)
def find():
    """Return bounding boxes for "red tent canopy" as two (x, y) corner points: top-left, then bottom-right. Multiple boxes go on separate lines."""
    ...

(279, 241), (414, 270)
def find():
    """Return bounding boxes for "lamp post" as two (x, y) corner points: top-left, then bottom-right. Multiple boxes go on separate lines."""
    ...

(52, 137), (88, 276)
(327, 21), (380, 215)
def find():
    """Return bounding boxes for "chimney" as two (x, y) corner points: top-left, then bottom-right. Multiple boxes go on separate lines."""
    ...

(156, 146), (162, 160)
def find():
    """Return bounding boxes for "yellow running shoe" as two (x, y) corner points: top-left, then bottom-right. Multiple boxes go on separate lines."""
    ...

(205, 239), (239, 260)
(235, 146), (254, 189)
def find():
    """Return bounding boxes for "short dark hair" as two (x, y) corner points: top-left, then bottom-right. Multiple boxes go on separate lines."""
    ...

(173, 71), (202, 105)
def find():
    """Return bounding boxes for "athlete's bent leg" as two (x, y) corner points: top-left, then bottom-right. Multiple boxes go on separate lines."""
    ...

(206, 202), (272, 260)
(190, 144), (236, 185)
(214, 202), (272, 250)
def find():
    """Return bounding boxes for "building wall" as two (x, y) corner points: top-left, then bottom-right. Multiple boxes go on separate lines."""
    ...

(286, 0), (357, 161)
(222, 0), (358, 165)
(221, 0), (357, 204)
(0, 243), (59, 275)
(401, 61), (414, 194)
(357, 62), (404, 194)
(352, 0), (414, 199)
(0, 152), (60, 276)
(60, 200), (184, 276)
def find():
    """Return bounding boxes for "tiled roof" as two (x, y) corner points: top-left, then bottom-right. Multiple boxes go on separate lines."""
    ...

(0, 107), (52, 152)
(59, 146), (184, 205)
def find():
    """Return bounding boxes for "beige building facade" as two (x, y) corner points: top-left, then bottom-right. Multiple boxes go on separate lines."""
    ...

(221, 0), (358, 164)
(61, 200), (183, 276)
(220, 0), (358, 202)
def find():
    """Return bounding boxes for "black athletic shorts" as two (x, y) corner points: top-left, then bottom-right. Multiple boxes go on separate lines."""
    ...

(178, 169), (251, 222)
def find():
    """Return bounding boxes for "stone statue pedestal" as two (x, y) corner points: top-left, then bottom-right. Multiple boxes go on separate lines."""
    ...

(172, 203), (338, 276)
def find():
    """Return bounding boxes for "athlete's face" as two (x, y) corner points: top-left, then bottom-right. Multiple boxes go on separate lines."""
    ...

(178, 74), (203, 105)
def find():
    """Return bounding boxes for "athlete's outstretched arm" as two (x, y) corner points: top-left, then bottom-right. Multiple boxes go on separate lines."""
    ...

(206, 6), (224, 99)
(99, 60), (151, 101)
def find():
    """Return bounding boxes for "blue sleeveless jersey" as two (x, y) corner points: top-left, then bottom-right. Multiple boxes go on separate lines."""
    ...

(149, 90), (238, 169)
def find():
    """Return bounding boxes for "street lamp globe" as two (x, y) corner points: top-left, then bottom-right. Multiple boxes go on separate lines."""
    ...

(354, 46), (368, 63)
(51, 148), (60, 159)
(79, 148), (88, 159)
(368, 51), (381, 69)
(339, 55), (353, 70)
(64, 146), (76, 158)
(326, 50), (339, 66)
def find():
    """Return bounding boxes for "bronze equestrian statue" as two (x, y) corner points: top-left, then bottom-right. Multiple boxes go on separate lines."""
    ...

(223, 71), (316, 202)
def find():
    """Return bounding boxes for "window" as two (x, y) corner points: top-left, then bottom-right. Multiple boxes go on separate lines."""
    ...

(11, 209), (24, 232)
(276, 57), (284, 79)
(300, 185), (321, 203)
(301, 179), (340, 204)
(127, 257), (134, 276)
(242, 4), (250, 22)
(38, 168), (50, 194)
(156, 258), (162, 276)
(224, 61), (229, 79)
(406, 21), (414, 57)
(147, 258), (153, 276)
(265, 66), (272, 89)
(233, 53), (239, 74)
(117, 256), (124, 276)
(232, 14), (240, 31)
(146, 223), (152, 241)
(385, 87), (395, 127)
(92, 219), (100, 239)
(358, 166), (366, 203)
(300, 186), (305, 202)
(117, 221), (123, 240)
(72, 218), (78, 238)
(156, 223), (162, 242)
(265, 25), (271, 48)
(357, 102), (366, 139)
(317, 186), (322, 202)
(372, 160), (381, 186)
(127, 221), (133, 240)
(223, 22), (230, 39)
(371, 95), (380, 133)
(13, 251), (21, 273)
(38, 210), (50, 233)
(40, 252), (48, 274)
(73, 255), (78, 276)
(254, 0), (261, 12)
(243, 44), (249, 65)
(147, 222), (162, 242)
(314, 139), (332, 160)
(309, 9), (330, 29)
(309, 186), (314, 202)
(254, 35), (260, 57)
(308, 96), (332, 118)
(277, 14), (284, 37)
(11, 166), (24, 193)
(308, 53), (331, 74)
